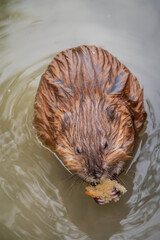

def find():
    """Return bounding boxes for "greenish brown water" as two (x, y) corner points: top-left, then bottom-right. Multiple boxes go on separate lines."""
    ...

(0, 0), (160, 239)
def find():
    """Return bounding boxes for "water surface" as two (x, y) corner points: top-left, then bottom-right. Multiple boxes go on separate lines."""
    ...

(0, 0), (160, 239)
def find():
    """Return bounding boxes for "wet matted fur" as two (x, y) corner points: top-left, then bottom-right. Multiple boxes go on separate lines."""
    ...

(33, 45), (147, 183)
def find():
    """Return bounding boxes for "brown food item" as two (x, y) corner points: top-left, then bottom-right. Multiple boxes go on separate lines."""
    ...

(86, 179), (127, 204)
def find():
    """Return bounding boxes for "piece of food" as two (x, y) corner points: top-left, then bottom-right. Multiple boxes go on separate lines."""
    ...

(85, 179), (127, 204)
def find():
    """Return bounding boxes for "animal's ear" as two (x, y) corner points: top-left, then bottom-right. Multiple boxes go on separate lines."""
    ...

(124, 74), (147, 133)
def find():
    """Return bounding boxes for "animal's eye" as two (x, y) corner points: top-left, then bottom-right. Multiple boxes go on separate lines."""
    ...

(103, 142), (108, 149)
(76, 147), (81, 154)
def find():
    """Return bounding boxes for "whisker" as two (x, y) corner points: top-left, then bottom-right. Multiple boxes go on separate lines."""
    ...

(125, 169), (136, 175)
(124, 172), (134, 180)
(117, 176), (127, 188)
(58, 173), (81, 197)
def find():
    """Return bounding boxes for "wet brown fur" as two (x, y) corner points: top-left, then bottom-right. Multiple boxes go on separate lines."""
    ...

(33, 46), (147, 183)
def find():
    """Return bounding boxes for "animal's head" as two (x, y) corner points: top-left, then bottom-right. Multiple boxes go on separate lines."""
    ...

(55, 98), (135, 184)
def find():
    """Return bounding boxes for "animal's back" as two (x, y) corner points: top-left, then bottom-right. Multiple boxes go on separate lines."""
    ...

(33, 45), (147, 163)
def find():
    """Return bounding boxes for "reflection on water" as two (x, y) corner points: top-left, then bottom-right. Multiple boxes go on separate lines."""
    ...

(0, 0), (160, 240)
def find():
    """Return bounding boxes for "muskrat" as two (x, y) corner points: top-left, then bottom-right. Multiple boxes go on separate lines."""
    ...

(33, 45), (147, 203)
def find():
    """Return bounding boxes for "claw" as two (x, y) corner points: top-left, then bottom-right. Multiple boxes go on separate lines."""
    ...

(110, 188), (121, 199)
(94, 198), (105, 205)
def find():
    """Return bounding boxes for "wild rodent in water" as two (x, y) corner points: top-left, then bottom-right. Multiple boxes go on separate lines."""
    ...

(33, 45), (147, 203)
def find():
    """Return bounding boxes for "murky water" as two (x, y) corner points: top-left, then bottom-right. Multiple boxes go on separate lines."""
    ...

(0, 0), (160, 239)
